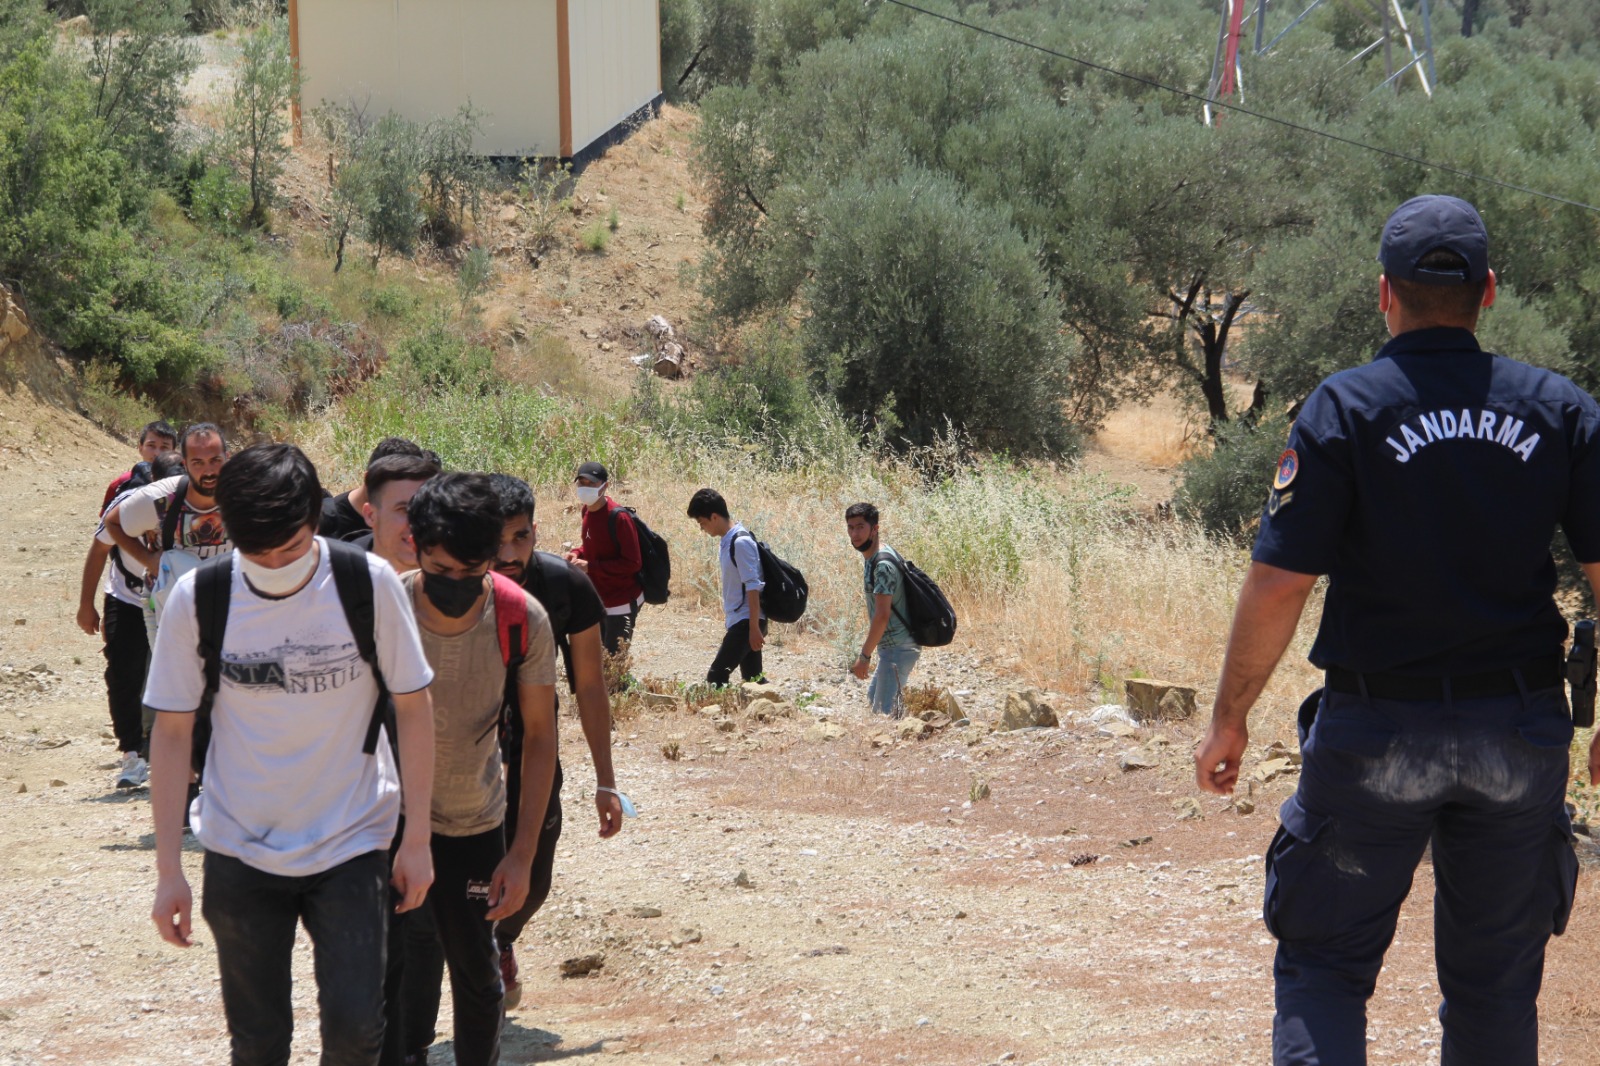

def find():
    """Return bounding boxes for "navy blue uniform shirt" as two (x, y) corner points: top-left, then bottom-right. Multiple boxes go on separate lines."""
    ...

(1253, 326), (1600, 675)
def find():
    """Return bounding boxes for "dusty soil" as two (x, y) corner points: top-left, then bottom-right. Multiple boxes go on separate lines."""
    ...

(4, 373), (1600, 1066)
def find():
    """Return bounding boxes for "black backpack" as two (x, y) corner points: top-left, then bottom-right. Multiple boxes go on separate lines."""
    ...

(190, 539), (390, 775)
(522, 550), (578, 690)
(733, 529), (808, 624)
(873, 550), (957, 648)
(607, 504), (671, 605)
(160, 476), (190, 551)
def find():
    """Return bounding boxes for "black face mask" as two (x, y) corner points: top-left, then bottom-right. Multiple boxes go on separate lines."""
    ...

(854, 536), (877, 554)
(422, 570), (484, 618)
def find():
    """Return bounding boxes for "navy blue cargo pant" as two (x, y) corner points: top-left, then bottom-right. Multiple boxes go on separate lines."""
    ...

(1265, 683), (1578, 1066)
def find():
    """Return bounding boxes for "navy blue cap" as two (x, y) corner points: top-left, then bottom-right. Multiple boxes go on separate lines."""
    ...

(575, 461), (609, 483)
(1378, 195), (1489, 285)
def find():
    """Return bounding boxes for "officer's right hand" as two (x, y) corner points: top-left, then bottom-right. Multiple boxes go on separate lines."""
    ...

(1589, 734), (1600, 788)
(1194, 720), (1248, 795)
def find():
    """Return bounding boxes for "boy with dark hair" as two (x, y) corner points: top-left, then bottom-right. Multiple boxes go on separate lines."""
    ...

(101, 420), (177, 512)
(393, 472), (560, 1066)
(146, 442), (437, 1066)
(564, 461), (643, 654)
(322, 437), (427, 542)
(350, 453), (441, 571)
(686, 488), (767, 686)
(844, 502), (920, 717)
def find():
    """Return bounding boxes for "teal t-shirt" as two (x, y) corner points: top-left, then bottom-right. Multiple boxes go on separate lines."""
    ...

(864, 543), (913, 648)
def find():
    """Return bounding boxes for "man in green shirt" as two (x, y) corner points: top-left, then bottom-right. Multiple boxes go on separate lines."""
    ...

(846, 502), (919, 716)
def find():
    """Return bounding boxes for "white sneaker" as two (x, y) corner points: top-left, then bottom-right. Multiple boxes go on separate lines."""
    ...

(115, 752), (148, 790)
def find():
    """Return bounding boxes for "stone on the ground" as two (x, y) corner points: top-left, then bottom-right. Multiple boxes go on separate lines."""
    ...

(1125, 679), (1197, 721)
(1264, 739), (1303, 765)
(803, 722), (847, 743)
(1252, 757), (1295, 783)
(1096, 720), (1139, 739)
(897, 718), (928, 740)
(739, 682), (784, 706)
(671, 928), (702, 947)
(641, 691), (678, 710)
(1119, 751), (1157, 772)
(1234, 797), (1257, 814)
(16, 782), (26, 793)
(49, 779), (66, 787)
(937, 689), (963, 720)
(559, 953), (605, 977)
(1174, 797), (1203, 821)
(628, 906), (663, 919)
(999, 689), (1058, 731)
(1089, 703), (1133, 725)
(713, 717), (737, 734)
(733, 870), (753, 889)
(748, 700), (794, 722)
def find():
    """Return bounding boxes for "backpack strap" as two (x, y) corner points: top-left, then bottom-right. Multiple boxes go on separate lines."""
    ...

(191, 553), (235, 775)
(489, 570), (531, 750)
(732, 528), (758, 590)
(869, 549), (914, 634)
(160, 476), (190, 552)
(490, 570), (530, 669)
(324, 540), (390, 757)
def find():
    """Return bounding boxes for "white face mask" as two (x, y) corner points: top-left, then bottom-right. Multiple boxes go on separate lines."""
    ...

(239, 541), (321, 597)
(576, 485), (603, 506)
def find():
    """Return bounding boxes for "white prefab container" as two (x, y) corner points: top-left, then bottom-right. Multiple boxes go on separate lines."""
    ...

(290, 0), (662, 160)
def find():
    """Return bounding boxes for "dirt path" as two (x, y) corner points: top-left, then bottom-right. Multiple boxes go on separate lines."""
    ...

(4, 385), (1600, 1066)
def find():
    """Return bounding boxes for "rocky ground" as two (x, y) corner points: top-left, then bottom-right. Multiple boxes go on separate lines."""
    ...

(4, 379), (1600, 1066)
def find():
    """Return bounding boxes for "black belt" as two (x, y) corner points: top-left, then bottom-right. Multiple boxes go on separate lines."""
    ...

(1325, 657), (1563, 701)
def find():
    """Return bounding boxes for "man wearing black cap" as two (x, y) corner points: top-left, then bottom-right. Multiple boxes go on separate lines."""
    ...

(564, 461), (644, 655)
(1195, 194), (1600, 1066)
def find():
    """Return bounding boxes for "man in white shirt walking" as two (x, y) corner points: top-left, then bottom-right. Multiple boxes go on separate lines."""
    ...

(146, 442), (436, 1066)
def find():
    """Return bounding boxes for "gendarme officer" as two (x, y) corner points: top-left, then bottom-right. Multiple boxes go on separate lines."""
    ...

(1195, 194), (1600, 1066)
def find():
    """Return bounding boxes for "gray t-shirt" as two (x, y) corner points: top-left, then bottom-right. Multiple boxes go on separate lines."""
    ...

(144, 541), (434, 877)
(403, 572), (557, 836)
(865, 543), (913, 648)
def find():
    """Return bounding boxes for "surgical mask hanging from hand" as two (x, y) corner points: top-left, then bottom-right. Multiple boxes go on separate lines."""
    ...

(422, 570), (484, 618)
(576, 485), (603, 507)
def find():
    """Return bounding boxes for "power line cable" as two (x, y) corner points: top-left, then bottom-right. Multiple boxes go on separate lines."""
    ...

(878, 0), (1600, 216)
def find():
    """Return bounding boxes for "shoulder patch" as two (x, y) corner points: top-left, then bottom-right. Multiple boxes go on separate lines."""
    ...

(1273, 449), (1299, 490)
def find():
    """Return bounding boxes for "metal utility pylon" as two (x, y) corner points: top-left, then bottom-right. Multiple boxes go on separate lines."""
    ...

(1204, 0), (1434, 124)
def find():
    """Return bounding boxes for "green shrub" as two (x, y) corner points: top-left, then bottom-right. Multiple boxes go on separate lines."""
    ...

(364, 284), (418, 320)
(1174, 417), (1291, 538)
(580, 221), (609, 253)
(188, 164), (251, 231)
(393, 318), (494, 392)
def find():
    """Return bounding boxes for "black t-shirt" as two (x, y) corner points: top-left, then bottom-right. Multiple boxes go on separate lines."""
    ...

(521, 550), (606, 690)
(1253, 326), (1600, 675)
(319, 492), (369, 542)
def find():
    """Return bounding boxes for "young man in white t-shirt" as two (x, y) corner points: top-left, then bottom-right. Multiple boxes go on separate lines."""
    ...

(389, 473), (559, 1066)
(146, 443), (436, 1066)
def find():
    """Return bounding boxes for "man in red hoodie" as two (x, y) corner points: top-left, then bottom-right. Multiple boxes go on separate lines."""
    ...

(564, 461), (643, 655)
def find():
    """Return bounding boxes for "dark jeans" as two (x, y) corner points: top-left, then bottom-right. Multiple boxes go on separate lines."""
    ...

(202, 849), (390, 1066)
(103, 594), (148, 753)
(707, 618), (768, 687)
(399, 826), (506, 1066)
(403, 763), (564, 1055)
(599, 605), (639, 656)
(1267, 684), (1577, 1066)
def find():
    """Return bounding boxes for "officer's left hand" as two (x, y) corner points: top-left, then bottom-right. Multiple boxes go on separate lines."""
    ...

(1194, 719), (1249, 795)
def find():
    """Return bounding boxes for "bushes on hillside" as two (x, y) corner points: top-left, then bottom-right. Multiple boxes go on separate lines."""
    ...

(1174, 417), (1290, 539)
(803, 170), (1076, 456)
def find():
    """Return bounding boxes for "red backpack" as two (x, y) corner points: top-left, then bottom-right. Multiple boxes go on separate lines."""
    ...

(489, 571), (531, 748)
